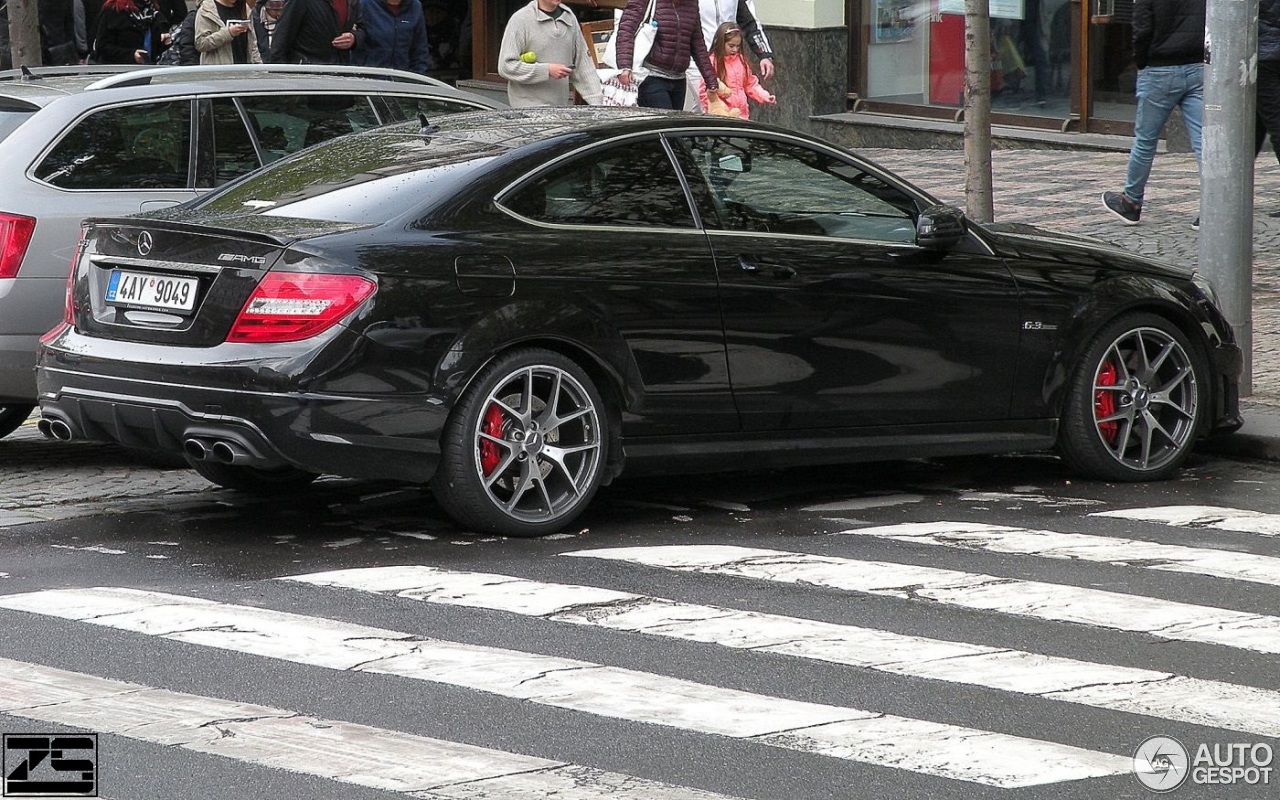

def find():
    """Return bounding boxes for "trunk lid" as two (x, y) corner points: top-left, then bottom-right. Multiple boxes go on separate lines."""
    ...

(73, 218), (298, 347)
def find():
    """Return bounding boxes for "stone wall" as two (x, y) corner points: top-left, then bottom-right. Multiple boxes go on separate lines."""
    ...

(748, 26), (847, 135)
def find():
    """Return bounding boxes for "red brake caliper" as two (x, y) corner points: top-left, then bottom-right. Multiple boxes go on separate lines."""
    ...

(1095, 360), (1119, 442)
(480, 404), (506, 476)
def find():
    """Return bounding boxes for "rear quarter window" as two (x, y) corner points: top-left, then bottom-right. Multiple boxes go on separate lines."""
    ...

(34, 100), (192, 190)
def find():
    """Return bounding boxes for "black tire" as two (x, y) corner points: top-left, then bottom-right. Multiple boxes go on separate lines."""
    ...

(1058, 312), (1207, 481)
(0, 405), (34, 439)
(432, 348), (607, 537)
(186, 458), (320, 493)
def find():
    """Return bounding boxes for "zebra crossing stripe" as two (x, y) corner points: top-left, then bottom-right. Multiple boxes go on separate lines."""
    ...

(0, 656), (736, 800)
(1093, 506), (1280, 536)
(0, 588), (1129, 787)
(285, 564), (1280, 738)
(832, 521), (1280, 587)
(562, 545), (1280, 655)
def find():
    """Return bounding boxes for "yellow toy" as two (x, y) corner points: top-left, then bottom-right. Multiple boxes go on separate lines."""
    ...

(705, 86), (741, 117)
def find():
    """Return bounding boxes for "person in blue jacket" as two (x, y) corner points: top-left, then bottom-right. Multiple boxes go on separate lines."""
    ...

(354, 0), (432, 73)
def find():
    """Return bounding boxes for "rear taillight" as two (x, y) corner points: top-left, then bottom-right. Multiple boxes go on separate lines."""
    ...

(40, 229), (82, 344)
(228, 271), (375, 343)
(0, 212), (36, 279)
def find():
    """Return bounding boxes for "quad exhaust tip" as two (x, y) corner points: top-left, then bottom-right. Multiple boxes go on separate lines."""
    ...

(184, 437), (253, 465)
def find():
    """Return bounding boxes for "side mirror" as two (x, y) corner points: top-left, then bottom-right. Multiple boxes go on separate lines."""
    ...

(916, 204), (966, 250)
(717, 154), (746, 173)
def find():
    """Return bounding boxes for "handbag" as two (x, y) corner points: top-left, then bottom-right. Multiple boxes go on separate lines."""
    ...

(597, 0), (658, 85)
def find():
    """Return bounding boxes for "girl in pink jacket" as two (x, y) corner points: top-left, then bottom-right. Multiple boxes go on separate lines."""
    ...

(698, 21), (776, 118)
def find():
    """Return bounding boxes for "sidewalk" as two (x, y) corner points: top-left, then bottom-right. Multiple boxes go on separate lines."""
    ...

(865, 147), (1280, 460)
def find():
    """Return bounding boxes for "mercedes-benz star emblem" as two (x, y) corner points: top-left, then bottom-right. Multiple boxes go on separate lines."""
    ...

(136, 231), (154, 256)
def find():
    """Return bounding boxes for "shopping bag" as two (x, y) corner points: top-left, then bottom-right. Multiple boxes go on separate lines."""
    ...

(600, 76), (639, 107)
(597, 0), (658, 84)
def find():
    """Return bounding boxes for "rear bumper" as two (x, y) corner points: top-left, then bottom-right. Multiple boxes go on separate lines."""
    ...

(37, 364), (445, 484)
(0, 333), (39, 405)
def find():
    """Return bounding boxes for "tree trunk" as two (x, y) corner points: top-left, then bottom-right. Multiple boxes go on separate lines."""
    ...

(963, 0), (994, 222)
(7, 0), (44, 69)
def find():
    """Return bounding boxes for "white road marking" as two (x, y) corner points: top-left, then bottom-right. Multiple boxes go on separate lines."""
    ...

(1093, 505), (1280, 536)
(564, 545), (1280, 655)
(834, 521), (1280, 587)
(286, 565), (1280, 738)
(0, 588), (1128, 787)
(0, 657), (735, 800)
(959, 492), (1103, 507)
(801, 494), (924, 512)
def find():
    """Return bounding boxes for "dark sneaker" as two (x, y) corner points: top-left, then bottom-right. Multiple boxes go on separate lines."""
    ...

(1102, 191), (1141, 225)
(1192, 217), (1200, 231)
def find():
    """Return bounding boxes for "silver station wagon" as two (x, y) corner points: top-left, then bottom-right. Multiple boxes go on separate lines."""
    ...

(0, 63), (499, 439)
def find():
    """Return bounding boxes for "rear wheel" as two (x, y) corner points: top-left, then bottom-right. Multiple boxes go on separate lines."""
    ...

(433, 348), (607, 537)
(0, 405), (34, 439)
(1058, 313), (1206, 481)
(186, 458), (320, 493)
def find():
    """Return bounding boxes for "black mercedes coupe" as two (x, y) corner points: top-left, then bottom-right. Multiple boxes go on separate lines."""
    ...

(36, 108), (1242, 536)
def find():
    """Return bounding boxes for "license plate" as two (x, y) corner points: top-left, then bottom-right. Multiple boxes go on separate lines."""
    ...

(105, 270), (198, 313)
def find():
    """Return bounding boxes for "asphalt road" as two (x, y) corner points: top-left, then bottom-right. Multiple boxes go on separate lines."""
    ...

(2, 424), (1279, 800)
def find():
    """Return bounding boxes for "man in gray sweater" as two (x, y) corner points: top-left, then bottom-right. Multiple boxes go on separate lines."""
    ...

(498, 0), (602, 107)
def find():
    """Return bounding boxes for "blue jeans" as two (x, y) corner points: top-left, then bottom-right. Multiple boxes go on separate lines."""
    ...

(638, 76), (686, 109)
(1123, 64), (1204, 206)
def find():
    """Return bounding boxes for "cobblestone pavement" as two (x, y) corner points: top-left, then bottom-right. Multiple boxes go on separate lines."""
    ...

(863, 148), (1280, 407)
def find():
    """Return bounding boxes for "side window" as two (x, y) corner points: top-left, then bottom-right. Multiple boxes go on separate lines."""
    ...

(35, 101), (191, 190)
(382, 95), (484, 121)
(209, 98), (261, 186)
(671, 135), (918, 243)
(502, 139), (695, 228)
(235, 94), (381, 164)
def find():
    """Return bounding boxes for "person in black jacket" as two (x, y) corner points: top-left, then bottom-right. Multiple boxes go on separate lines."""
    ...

(40, 0), (80, 65)
(1256, 0), (1280, 179)
(91, 0), (171, 63)
(254, 0), (287, 62)
(1102, 0), (1206, 228)
(269, 0), (364, 64)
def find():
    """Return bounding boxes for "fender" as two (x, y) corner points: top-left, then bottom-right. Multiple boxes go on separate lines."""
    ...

(432, 297), (644, 413)
(1035, 275), (1229, 418)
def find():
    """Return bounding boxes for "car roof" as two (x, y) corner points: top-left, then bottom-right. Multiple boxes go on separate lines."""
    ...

(414, 106), (766, 149)
(0, 64), (497, 108)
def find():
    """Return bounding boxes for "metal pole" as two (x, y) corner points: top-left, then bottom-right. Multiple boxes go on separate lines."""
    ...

(1200, 0), (1258, 394)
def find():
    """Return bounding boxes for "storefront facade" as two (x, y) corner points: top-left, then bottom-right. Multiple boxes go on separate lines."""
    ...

(457, 0), (1139, 137)
(850, 0), (1139, 135)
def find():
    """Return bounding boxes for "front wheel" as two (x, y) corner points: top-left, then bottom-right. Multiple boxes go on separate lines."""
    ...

(433, 348), (607, 537)
(1058, 313), (1207, 481)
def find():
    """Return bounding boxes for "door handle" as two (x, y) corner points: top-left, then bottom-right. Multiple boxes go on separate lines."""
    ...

(738, 256), (796, 280)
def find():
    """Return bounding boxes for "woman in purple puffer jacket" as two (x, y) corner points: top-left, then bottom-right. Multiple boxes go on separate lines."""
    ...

(616, 0), (722, 109)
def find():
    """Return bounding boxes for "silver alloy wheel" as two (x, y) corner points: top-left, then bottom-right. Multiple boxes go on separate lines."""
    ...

(1090, 326), (1199, 472)
(472, 364), (602, 524)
